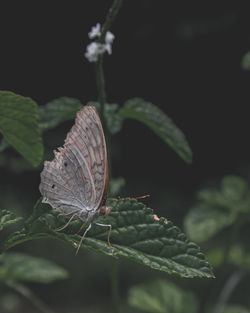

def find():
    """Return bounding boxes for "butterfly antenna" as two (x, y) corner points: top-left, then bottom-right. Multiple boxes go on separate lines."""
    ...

(134, 194), (150, 200)
(117, 194), (150, 200)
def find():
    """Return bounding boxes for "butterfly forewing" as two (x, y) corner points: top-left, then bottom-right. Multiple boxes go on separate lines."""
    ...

(39, 105), (108, 223)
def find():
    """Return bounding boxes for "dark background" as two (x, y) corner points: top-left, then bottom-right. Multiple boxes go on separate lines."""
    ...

(1, 1), (250, 312)
(1, 1), (250, 192)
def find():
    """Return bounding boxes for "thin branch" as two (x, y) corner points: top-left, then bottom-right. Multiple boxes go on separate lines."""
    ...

(95, 0), (123, 121)
(110, 259), (121, 313)
(7, 281), (56, 313)
(212, 269), (245, 313)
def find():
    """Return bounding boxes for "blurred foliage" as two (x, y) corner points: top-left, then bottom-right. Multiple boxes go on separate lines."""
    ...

(0, 252), (68, 283)
(184, 175), (250, 243)
(207, 244), (250, 270)
(128, 279), (198, 313)
(0, 293), (21, 313)
(221, 305), (250, 313)
(0, 252), (68, 313)
(0, 91), (43, 167)
(241, 52), (250, 70)
(104, 103), (124, 134)
(38, 97), (82, 132)
(120, 98), (192, 164)
(109, 177), (126, 196)
(0, 210), (22, 232)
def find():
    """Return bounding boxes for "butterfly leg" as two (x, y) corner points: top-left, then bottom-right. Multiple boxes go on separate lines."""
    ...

(54, 214), (76, 232)
(95, 222), (115, 250)
(74, 222), (86, 235)
(75, 223), (92, 255)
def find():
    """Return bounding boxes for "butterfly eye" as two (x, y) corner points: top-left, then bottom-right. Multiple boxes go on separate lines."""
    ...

(64, 162), (68, 167)
(52, 184), (55, 189)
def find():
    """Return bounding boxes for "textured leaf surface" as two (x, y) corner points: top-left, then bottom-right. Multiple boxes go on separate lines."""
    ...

(1, 198), (213, 278)
(38, 97), (82, 132)
(0, 210), (22, 232)
(0, 252), (68, 283)
(0, 91), (43, 166)
(119, 98), (192, 163)
(128, 279), (198, 313)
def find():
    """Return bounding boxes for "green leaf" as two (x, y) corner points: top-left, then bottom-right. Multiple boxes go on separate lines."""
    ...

(207, 244), (250, 270)
(109, 177), (126, 196)
(221, 176), (248, 202)
(197, 176), (250, 213)
(104, 103), (124, 134)
(184, 203), (235, 243)
(0, 252), (68, 283)
(221, 304), (250, 313)
(0, 210), (22, 232)
(119, 98), (192, 163)
(38, 97), (82, 132)
(241, 51), (250, 70)
(0, 138), (9, 152)
(128, 279), (198, 313)
(39, 99), (124, 135)
(0, 293), (21, 312)
(88, 102), (124, 134)
(206, 248), (225, 268)
(2, 198), (214, 278)
(228, 245), (250, 270)
(0, 91), (43, 167)
(185, 175), (250, 243)
(5, 281), (54, 313)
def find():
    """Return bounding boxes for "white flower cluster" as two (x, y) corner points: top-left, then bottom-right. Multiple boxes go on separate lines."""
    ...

(85, 23), (115, 62)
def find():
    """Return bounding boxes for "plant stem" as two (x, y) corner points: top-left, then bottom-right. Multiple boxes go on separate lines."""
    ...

(95, 0), (123, 184)
(7, 281), (56, 313)
(212, 269), (245, 313)
(95, 0), (123, 123)
(95, 55), (106, 123)
(222, 213), (245, 266)
(99, 0), (123, 44)
(110, 259), (121, 313)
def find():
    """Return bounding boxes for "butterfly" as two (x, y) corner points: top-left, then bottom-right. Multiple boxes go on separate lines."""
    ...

(39, 105), (112, 254)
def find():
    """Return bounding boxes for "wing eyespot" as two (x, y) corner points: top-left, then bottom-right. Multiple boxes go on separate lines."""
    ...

(52, 184), (55, 189)
(64, 162), (68, 167)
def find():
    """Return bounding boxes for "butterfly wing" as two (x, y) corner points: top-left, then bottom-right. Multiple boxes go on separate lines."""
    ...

(39, 105), (108, 223)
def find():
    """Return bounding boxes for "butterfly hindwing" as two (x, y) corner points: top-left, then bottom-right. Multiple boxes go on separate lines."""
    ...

(39, 106), (108, 222)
